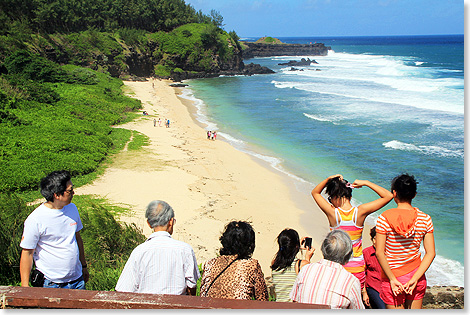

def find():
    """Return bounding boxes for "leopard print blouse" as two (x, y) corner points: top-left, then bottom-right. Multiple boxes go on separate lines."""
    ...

(200, 254), (269, 300)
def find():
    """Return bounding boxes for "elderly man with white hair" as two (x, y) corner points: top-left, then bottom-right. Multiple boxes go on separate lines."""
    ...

(290, 229), (365, 309)
(115, 200), (200, 295)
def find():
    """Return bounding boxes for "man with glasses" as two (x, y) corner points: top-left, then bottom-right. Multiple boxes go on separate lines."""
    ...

(19, 170), (89, 289)
(115, 200), (200, 295)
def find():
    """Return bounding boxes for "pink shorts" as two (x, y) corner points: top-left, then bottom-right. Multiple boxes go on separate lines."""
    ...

(380, 268), (427, 306)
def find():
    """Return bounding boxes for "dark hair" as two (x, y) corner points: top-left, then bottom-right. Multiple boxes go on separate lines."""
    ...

(325, 177), (352, 201)
(271, 229), (300, 271)
(40, 170), (71, 202)
(219, 221), (255, 259)
(391, 173), (417, 203)
(370, 226), (376, 239)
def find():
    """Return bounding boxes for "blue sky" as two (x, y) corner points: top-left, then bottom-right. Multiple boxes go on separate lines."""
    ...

(184, 0), (464, 37)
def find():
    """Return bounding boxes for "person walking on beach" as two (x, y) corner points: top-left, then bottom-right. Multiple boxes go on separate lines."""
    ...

(166, 118), (170, 128)
(207, 131), (211, 140)
(158, 118), (162, 127)
(153, 118), (156, 127)
(290, 229), (364, 309)
(375, 174), (435, 309)
(19, 170), (89, 289)
(362, 226), (386, 309)
(115, 200), (200, 295)
(311, 174), (393, 289)
(213, 131), (217, 140)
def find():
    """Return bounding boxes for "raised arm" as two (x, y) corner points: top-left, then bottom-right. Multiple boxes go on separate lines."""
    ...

(354, 180), (393, 224)
(311, 174), (342, 226)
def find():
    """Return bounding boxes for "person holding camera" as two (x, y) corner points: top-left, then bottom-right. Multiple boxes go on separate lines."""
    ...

(270, 228), (315, 302)
(19, 170), (89, 289)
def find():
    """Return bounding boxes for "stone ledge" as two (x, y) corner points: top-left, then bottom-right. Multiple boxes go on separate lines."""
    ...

(422, 286), (464, 309)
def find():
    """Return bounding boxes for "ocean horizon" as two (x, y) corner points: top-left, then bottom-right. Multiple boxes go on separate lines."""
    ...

(178, 34), (464, 287)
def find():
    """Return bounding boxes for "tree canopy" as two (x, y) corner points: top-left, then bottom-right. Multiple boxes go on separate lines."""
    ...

(0, 0), (221, 34)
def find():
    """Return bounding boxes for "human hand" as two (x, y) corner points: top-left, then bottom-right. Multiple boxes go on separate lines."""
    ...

(390, 278), (404, 296)
(305, 246), (315, 261)
(362, 290), (370, 307)
(328, 174), (343, 181)
(352, 179), (368, 188)
(403, 278), (418, 295)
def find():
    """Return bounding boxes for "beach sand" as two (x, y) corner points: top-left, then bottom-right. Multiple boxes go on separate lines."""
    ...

(76, 78), (371, 276)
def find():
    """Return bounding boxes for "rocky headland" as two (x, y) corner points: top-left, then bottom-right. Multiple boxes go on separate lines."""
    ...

(241, 41), (330, 59)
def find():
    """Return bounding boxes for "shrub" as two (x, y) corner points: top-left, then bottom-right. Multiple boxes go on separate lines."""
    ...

(74, 195), (146, 291)
(4, 50), (66, 82)
(0, 193), (34, 285)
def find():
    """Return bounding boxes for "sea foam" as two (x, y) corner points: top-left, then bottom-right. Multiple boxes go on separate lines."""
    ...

(273, 51), (463, 114)
(383, 140), (463, 158)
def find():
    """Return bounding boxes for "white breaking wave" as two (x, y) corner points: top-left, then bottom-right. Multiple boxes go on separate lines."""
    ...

(303, 113), (334, 123)
(383, 140), (463, 158)
(273, 51), (463, 114)
(426, 252), (465, 287)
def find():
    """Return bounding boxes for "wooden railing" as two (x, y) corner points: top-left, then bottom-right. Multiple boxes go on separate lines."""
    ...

(0, 286), (329, 309)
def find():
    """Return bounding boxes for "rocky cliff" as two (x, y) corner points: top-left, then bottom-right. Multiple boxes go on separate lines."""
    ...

(422, 286), (464, 309)
(241, 42), (331, 59)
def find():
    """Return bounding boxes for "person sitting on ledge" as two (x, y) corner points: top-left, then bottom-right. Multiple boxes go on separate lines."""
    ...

(200, 220), (268, 300)
(270, 228), (315, 302)
(290, 229), (365, 309)
(115, 200), (200, 295)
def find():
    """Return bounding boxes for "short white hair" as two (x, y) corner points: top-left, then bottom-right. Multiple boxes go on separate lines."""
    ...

(321, 229), (353, 265)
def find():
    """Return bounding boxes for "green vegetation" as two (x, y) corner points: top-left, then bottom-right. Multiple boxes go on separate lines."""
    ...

(0, 0), (199, 34)
(0, 50), (141, 193)
(0, 0), (239, 292)
(255, 36), (284, 44)
(0, 193), (146, 289)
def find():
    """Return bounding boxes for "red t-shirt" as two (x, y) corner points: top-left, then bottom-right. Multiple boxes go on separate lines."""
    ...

(363, 246), (382, 294)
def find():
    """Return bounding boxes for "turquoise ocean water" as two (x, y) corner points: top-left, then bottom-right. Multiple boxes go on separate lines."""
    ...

(179, 35), (464, 286)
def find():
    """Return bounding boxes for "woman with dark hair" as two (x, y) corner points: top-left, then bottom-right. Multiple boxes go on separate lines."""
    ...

(311, 174), (393, 289)
(270, 229), (315, 302)
(200, 221), (268, 300)
(375, 174), (435, 309)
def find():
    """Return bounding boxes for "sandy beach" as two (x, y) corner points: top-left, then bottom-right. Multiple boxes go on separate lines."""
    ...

(76, 78), (371, 276)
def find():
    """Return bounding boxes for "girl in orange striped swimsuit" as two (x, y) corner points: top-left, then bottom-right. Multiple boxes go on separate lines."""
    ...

(311, 174), (393, 291)
(375, 174), (435, 309)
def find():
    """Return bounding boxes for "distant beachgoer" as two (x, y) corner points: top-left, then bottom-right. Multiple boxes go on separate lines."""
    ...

(362, 226), (386, 309)
(158, 118), (162, 127)
(152, 82), (154, 89)
(311, 174), (393, 288)
(375, 174), (435, 309)
(270, 228), (314, 302)
(166, 119), (170, 128)
(207, 131), (211, 140)
(153, 118), (156, 127)
(213, 131), (217, 140)
(199, 221), (268, 301)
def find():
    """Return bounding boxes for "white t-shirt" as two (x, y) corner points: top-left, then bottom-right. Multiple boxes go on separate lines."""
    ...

(20, 203), (83, 283)
(115, 231), (200, 294)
